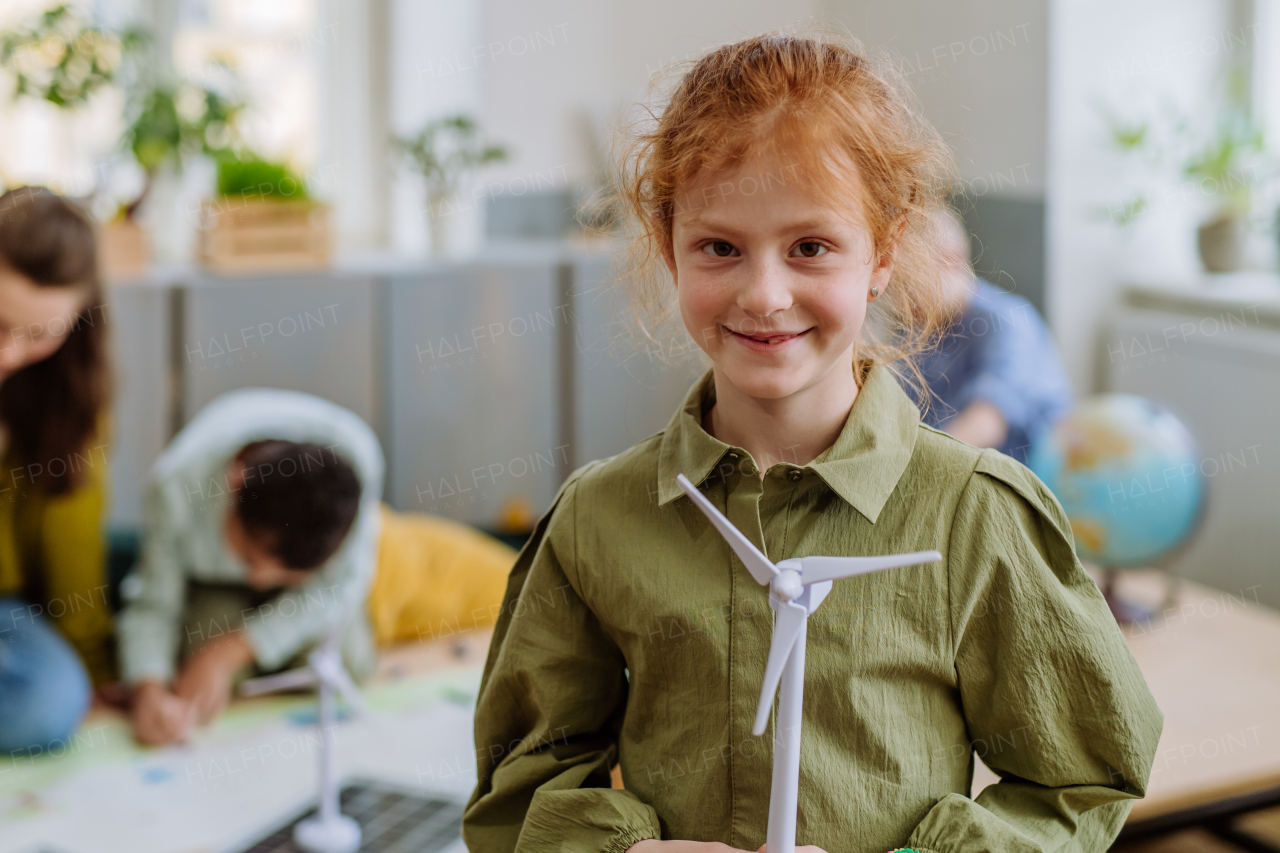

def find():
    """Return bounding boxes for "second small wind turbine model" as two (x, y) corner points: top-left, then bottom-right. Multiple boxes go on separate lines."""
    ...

(241, 608), (371, 853)
(676, 474), (942, 853)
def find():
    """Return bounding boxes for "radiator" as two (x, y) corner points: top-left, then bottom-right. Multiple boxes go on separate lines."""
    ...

(1102, 279), (1280, 608)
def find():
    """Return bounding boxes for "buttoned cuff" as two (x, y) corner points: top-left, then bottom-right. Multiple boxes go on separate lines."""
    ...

(907, 792), (1042, 853)
(515, 787), (660, 853)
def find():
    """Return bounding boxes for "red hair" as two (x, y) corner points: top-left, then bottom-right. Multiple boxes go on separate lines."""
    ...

(611, 29), (957, 391)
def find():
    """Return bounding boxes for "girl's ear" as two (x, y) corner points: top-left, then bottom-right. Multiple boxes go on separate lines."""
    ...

(662, 241), (678, 287)
(869, 215), (907, 302)
(655, 214), (678, 287)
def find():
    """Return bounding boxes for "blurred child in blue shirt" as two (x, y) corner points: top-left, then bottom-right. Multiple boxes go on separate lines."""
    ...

(912, 210), (1073, 462)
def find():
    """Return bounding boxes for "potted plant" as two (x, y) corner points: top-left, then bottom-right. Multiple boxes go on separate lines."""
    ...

(393, 114), (508, 257)
(98, 77), (242, 275)
(0, 4), (140, 106)
(0, 4), (148, 275)
(1100, 72), (1267, 274)
(198, 155), (331, 273)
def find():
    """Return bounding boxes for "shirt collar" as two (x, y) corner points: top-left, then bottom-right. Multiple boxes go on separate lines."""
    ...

(656, 362), (921, 523)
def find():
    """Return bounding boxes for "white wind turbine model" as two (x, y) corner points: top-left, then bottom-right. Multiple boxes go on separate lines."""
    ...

(241, 610), (371, 853)
(677, 474), (941, 853)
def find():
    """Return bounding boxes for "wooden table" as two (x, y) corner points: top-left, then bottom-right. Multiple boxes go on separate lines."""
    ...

(971, 575), (1280, 850)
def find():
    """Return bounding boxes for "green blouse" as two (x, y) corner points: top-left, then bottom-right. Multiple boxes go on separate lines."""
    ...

(463, 363), (1163, 853)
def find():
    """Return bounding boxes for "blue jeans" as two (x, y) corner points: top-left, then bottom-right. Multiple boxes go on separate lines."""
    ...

(0, 598), (91, 755)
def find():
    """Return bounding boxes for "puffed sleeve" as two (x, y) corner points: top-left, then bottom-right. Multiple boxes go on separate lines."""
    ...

(38, 443), (115, 683)
(463, 468), (661, 853)
(906, 450), (1163, 853)
(117, 479), (189, 684)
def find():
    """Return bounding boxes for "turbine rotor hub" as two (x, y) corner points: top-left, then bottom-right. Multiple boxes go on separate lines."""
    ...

(773, 569), (803, 602)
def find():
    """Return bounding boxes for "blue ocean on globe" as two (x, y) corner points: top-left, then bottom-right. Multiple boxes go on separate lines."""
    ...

(1027, 394), (1203, 568)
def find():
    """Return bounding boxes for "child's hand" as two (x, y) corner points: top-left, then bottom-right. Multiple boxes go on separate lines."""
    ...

(625, 842), (829, 853)
(173, 631), (255, 725)
(130, 681), (196, 745)
(93, 681), (131, 710)
(626, 843), (752, 852)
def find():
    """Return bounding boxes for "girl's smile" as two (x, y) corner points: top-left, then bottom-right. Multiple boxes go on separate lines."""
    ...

(723, 325), (814, 355)
(663, 151), (894, 413)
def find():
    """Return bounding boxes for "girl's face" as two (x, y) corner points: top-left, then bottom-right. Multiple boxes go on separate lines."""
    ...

(663, 153), (894, 404)
(0, 264), (86, 382)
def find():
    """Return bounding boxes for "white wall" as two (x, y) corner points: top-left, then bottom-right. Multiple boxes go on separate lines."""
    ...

(468, 0), (1046, 196)
(474, 0), (824, 191)
(318, 0), (391, 252)
(831, 0), (1049, 198)
(382, 0), (1049, 250)
(1045, 0), (1235, 393)
(385, 0), (484, 255)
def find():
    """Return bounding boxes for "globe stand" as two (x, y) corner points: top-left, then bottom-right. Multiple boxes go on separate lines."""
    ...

(1100, 567), (1181, 625)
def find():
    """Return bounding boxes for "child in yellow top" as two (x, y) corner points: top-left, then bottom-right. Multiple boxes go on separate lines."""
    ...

(463, 31), (1161, 853)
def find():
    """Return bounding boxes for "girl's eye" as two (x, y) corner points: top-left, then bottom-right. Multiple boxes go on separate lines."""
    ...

(792, 242), (827, 258)
(702, 241), (738, 257)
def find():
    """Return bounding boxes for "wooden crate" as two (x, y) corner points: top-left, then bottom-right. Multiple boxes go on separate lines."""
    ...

(99, 219), (149, 280)
(198, 198), (331, 274)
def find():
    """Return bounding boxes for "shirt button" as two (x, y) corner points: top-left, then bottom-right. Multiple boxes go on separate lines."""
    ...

(726, 451), (740, 460)
(787, 469), (804, 482)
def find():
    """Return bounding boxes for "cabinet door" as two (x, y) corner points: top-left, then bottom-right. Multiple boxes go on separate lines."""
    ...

(569, 252), (707, 468)
(181, 272), (379, 445)
(385, 262), (561, 527)
(105, 283), (172, 527)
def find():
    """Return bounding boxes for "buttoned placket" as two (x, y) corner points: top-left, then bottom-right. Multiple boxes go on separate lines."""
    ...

(721, 456), (813, 849)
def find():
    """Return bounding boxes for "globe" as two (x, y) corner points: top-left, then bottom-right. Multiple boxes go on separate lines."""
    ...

(1026, 395), (1203, 568)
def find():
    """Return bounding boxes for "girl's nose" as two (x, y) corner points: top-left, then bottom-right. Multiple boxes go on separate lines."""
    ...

(736, 258), (793, 320)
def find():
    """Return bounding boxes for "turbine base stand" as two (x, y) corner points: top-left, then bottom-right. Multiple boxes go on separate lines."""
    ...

(293, 814), (361, 853)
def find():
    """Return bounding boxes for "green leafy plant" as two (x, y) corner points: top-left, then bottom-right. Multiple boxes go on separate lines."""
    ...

(214, 155), (309, 200)
(393, 114), (508, 200)
(1, 5), (249, 220)
(1098, 69), (1267, 227)
(0, 4), (144, 108)
(119, 80), (245, 218)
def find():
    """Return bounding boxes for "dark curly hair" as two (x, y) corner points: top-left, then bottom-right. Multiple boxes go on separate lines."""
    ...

(234, 440), (363, 569)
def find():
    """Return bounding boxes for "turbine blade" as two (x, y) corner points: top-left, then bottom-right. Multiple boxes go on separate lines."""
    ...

(677, 474), (777, 585)
(312, 649), (372, 718)
(240, 667), (318, 697)
(753, 600), (807, 736)
(799, 551), (942, 586)
(327, 666), (372, 719)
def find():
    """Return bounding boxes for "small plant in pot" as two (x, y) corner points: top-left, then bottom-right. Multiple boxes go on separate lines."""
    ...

(122, 78), (243, 218)
(393, 114), (507, 257)
(1183, 109), (1261, 273)
(1099, 72), (1268, 274)
(106, 78), (243, 272)
(0, 4), (150, 274)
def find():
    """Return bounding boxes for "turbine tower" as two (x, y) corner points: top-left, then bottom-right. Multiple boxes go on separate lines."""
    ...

(677, 473), (941, 853)
(241, 609), (371, 853)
